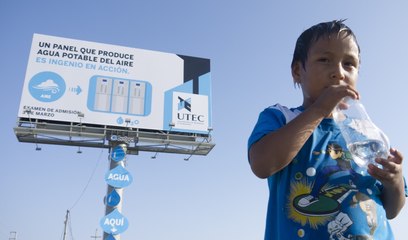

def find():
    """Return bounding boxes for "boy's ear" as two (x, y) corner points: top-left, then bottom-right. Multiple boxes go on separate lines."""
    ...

(291, 61), (302, 84)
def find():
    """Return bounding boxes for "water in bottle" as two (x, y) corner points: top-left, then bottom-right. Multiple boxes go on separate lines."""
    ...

(332, 97), (390, 168)
(348, 139), (388, 168)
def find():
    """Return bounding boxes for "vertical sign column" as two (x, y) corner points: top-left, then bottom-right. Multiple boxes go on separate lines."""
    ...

(100, 143), (133, 240)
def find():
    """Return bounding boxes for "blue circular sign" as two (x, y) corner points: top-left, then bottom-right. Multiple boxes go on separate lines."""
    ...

(28, 71), (66, 102)
(100, 209), (129, 235)
(110, 146), (126, 162)
(105, 165), (133, 188)
(106, 189), (121, 207)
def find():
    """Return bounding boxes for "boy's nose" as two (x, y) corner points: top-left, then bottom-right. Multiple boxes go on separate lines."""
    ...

(330, 64), (346, 81)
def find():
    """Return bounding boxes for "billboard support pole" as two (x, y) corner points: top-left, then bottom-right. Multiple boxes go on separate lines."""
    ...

(103, 142), (130, 240)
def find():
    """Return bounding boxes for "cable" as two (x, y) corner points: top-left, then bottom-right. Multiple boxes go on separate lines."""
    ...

(69, 149), (104, 211)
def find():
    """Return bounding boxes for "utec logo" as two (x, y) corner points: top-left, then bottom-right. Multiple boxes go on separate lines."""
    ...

(178, 96), (191, 112)
(177, 96), (204, 122)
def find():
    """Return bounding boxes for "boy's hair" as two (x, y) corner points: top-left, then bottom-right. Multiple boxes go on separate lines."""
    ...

(291, 19), (361, 69)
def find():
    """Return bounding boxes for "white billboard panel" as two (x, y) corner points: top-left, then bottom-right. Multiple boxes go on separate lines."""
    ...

(18, 34), (212, 134)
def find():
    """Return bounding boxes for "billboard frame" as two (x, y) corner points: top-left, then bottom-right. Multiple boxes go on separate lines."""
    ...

(14, 115), (214, 157)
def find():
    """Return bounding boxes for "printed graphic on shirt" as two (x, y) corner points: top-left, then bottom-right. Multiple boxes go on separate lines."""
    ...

(351, 192), (378, 237)
(327, 212), (353, 240)
(287, 142), (377, 239)
(293, 143), (359, 216)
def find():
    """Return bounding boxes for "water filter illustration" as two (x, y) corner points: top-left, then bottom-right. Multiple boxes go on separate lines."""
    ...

(94, 77), (112, 111)
(129, 82), (146, 115)
(111, 80), (129, 113)
(88, 76), (151, 116)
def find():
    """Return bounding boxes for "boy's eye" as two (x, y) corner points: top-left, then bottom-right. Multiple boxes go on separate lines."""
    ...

(317, 58), (330, 63)
(344, 61), (357, 68)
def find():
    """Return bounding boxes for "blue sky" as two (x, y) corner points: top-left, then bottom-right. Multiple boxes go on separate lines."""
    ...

(1, 1), (408, 239)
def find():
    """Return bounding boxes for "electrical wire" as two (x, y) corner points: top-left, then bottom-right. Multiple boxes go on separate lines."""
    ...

(58, 150), (104, 240)
(69, 149), (104, 211)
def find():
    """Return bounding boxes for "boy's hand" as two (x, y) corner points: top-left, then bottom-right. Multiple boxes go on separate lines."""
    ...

(312, 84), (359, 118)
(367, 148), (405, 218)
(367, 148), (404, 188)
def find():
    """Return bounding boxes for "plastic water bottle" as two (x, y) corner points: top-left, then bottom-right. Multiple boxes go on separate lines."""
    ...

(332, 97), (390, 168)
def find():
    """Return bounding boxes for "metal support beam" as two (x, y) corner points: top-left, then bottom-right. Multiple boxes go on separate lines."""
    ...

(14, 118), (215, 156)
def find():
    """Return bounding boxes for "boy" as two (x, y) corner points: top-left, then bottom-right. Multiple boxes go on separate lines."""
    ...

(248, 20), (406, 239)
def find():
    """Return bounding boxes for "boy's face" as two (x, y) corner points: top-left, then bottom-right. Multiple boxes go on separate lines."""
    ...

(292, 33), (360, 108)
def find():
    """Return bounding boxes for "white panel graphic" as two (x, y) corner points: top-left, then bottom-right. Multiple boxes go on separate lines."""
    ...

(94, 77), (112, 111)
(129, 82), (145, 115)
(111, 80), (129, 113)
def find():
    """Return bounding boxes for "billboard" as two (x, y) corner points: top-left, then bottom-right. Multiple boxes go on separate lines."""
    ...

(18, 34), (212, 134)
